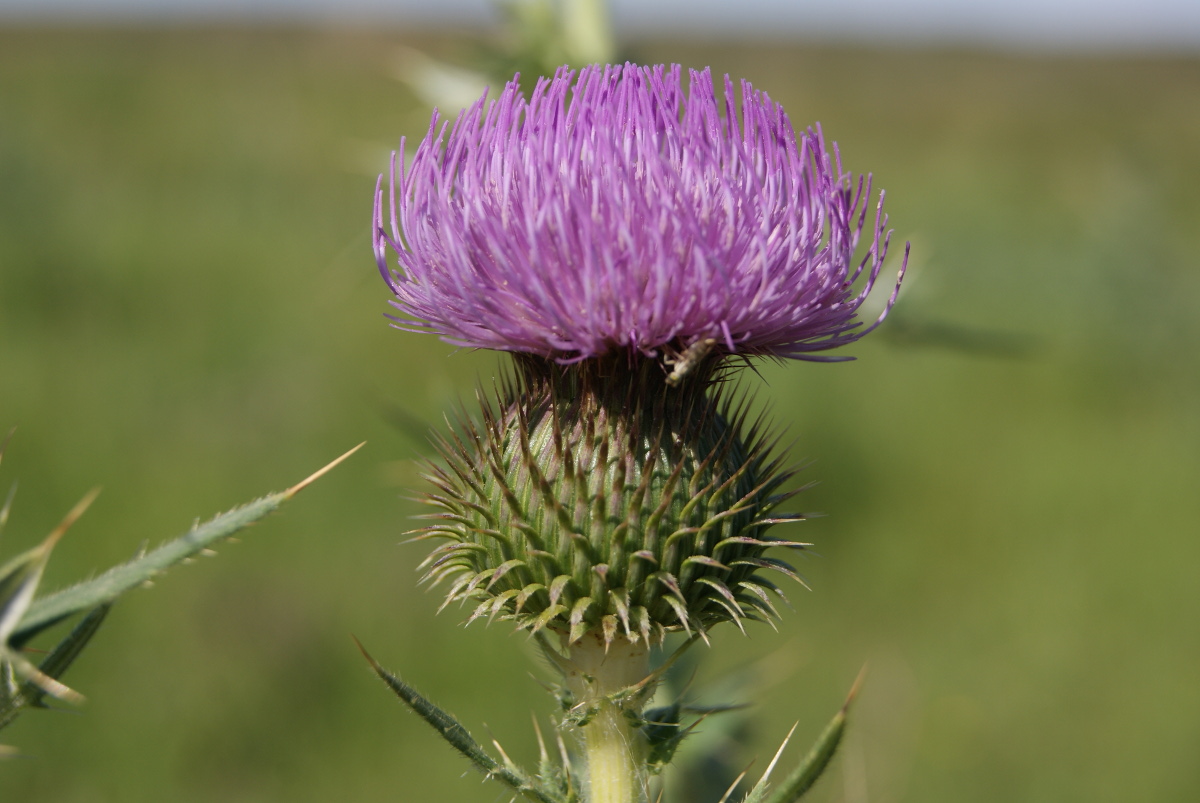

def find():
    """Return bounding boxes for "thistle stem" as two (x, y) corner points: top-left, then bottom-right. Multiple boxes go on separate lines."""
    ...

(566, 633), (651, 803)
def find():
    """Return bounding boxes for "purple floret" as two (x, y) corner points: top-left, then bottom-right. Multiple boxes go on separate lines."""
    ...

(374, 63), (906, 362)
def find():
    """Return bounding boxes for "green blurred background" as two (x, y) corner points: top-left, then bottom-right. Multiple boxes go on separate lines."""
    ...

(1, 23), (1198, 802)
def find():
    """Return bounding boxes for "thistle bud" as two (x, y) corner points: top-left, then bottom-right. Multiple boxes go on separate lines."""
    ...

(414, 354), (805, 645)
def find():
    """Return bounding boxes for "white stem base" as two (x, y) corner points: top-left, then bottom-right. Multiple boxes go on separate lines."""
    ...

(566, 633), (651, 803)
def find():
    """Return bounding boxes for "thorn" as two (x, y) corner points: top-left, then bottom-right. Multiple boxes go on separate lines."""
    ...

(4, 649), (85, 705)
(760, 721), (799, 787)
(43, 487), (102, 551)
(554, 728), (571, 770)
(844, 663), (867, 713)
(490, 735), (515, 768)
(0, 481), (17, 536)
(285, 442), (365, 497)
(531, 714), (549, 764)
(525, 671), (555, 696)
(350, 634), (384, 673)
(717, 770), (749, 803)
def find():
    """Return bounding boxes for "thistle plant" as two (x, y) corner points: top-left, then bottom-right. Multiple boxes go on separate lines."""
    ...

(368, 63), (907, 803)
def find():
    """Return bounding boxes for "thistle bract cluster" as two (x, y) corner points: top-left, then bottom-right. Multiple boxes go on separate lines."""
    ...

(376, 63), (906, 646)
(416, 355), (806, 646)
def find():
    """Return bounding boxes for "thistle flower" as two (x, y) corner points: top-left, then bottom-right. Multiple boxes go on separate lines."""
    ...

(374, 64), (907, 803)
(375, 63), (905, 364)
(376, 64), (906, 649)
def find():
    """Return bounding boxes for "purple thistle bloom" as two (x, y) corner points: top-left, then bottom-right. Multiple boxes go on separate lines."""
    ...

(374, 62), (907, 362)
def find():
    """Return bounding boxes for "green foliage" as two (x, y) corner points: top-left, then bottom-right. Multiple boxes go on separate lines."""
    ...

(0, 441), (360, 750)
(642, 699), (748, 777)
(741, 671), (862, 803)
(0, 493), (98, 714)
(0, 606), (110, 733)
(357, 638), (573, 803)
(10, 480), (327, 647)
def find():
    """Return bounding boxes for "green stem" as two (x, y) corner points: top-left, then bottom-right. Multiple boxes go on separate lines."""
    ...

(566, 633), (651, 803)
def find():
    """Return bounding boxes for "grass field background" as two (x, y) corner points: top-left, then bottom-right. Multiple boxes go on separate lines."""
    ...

(1, 26), (1197, 802)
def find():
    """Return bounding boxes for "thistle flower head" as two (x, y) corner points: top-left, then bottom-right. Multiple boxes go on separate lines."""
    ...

(381, 63), (908, 646)
(375, 62), (906, 364)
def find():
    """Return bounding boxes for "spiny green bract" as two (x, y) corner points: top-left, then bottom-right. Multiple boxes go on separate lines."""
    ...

(412, 354), (809, 646)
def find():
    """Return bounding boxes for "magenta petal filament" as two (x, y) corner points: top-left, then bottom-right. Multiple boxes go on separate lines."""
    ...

(375, 63), (906, 364)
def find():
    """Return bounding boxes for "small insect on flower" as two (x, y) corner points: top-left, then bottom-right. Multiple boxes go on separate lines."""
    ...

(664, 339), (718, 387)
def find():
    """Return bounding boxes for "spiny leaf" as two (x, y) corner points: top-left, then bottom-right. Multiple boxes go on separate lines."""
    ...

(10, 444), (362, 647)
(0, 489), (100, 703)
(746, 667), (865, 803)
(1, 489), (97, 645)
(354, 637), (563, 803)
(642, 700), (684, 769)
(0, 605), (110, 732)
(739, 724), (796, 803)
